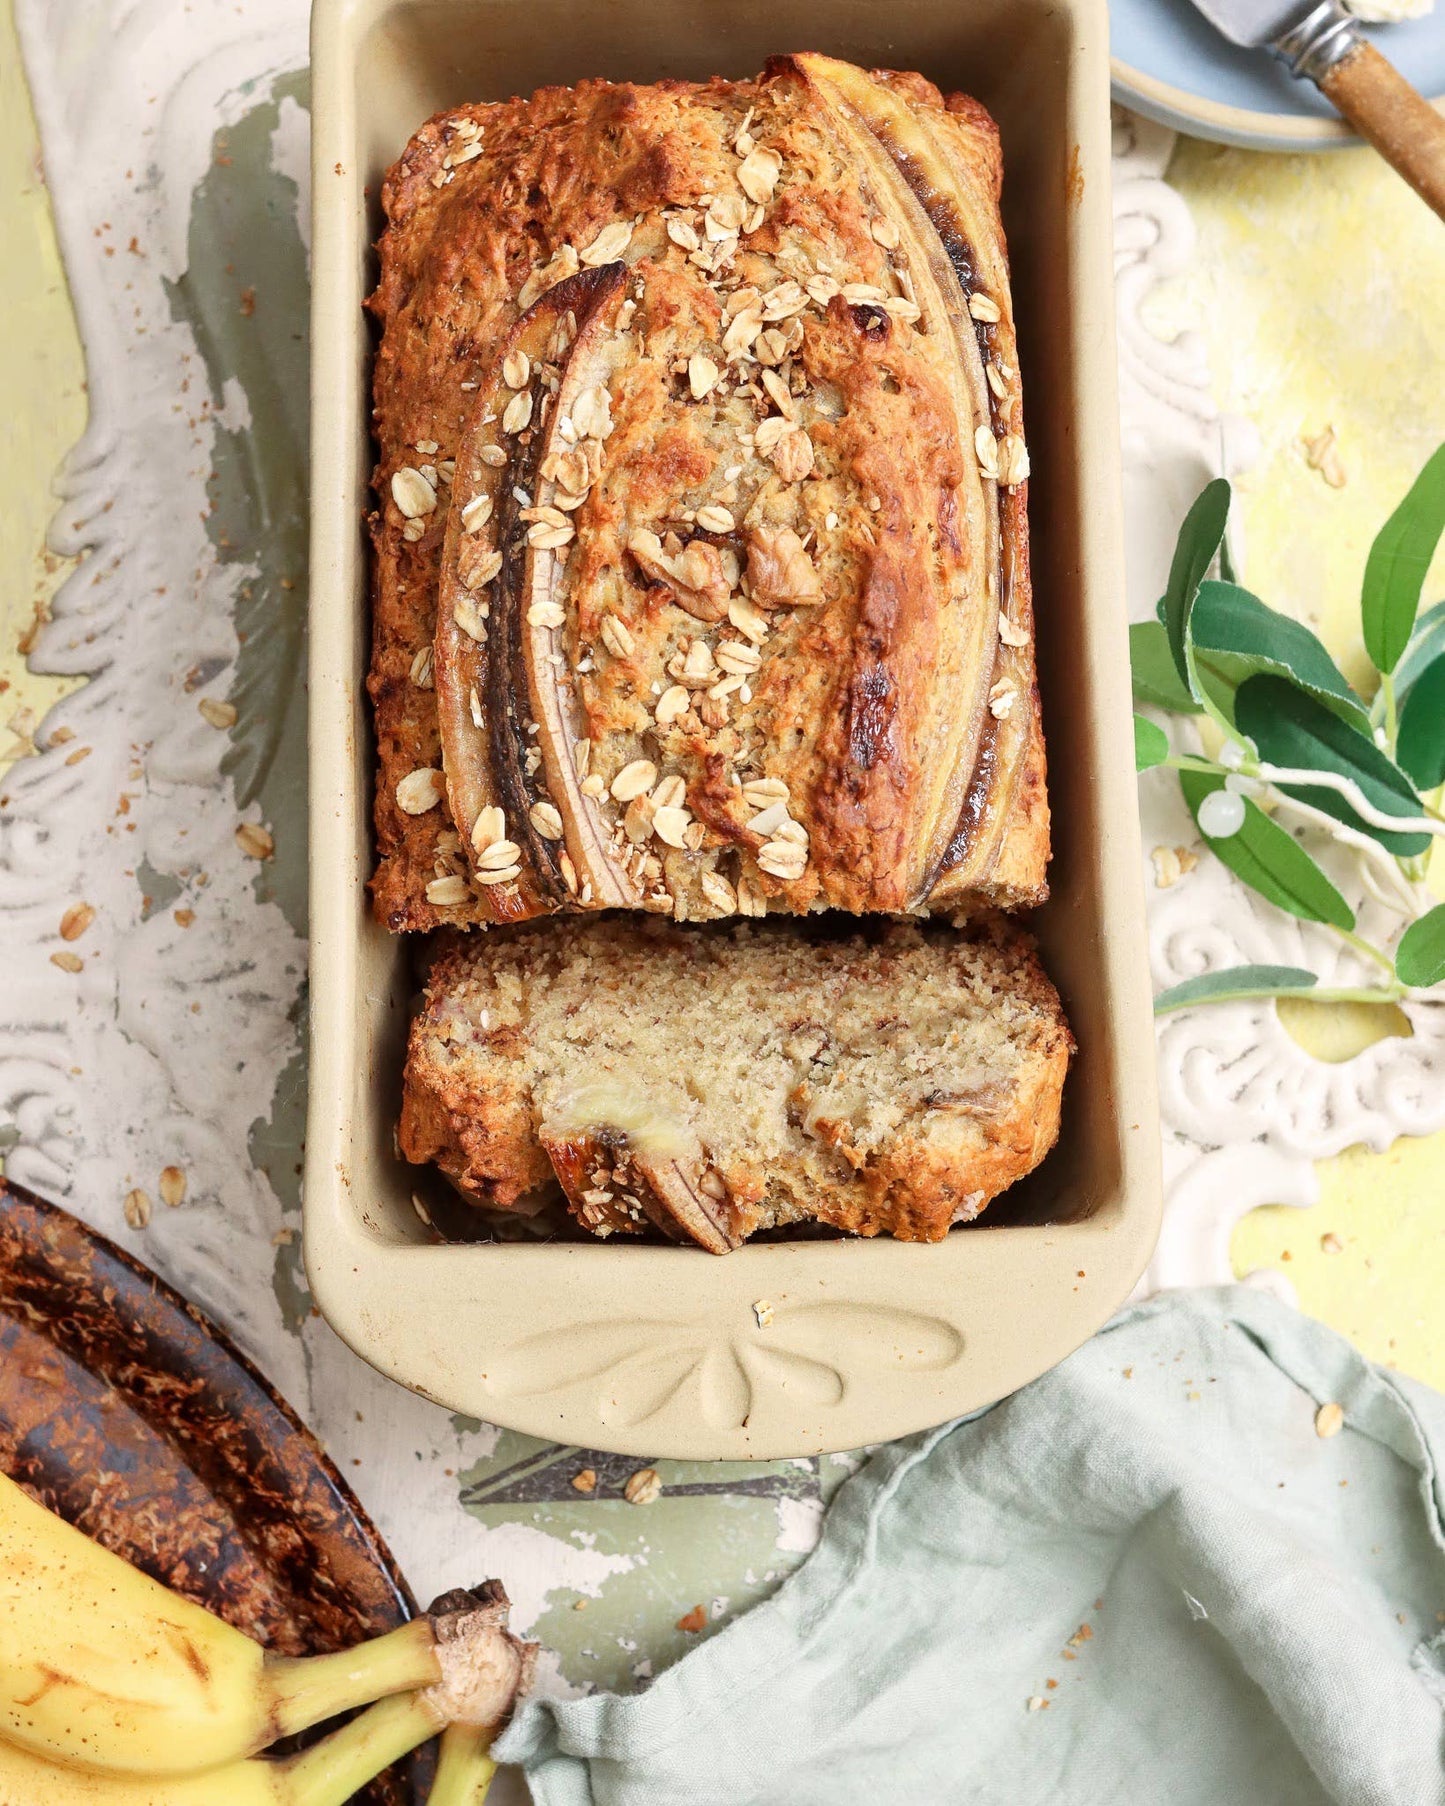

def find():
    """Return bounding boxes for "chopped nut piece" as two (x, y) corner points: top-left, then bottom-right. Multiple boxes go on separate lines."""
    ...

(60, 902), (95, 942)
(770, 427), (814, 484)
(396, 767), (446, 815)
(159, 1166), (187, 1208)
(611, 759), (659, 802)
(624, 1467), (663, 1505)
(752, 1298), (774, 1328)
(236, 822), (274, 860)
(391, 467), (437, 518)
(681, 641), (716, 684)
(746, 526), (822, 608)
(571, 1468), (598, 1494)
(123, 1189), (152, 1230)
(675, 1604), (708, 1633)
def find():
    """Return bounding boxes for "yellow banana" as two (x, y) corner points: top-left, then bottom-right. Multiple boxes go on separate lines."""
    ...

(0, 1690), (443, 1806)
(426, 1723), (498, 1806)
(0, 1473), (441, 1775)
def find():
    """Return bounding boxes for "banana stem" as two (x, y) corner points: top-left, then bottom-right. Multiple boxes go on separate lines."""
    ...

(266, 1619), (441, 1742)
(279, 1692), (443, 1806)
(427, 1722), (499, 1805)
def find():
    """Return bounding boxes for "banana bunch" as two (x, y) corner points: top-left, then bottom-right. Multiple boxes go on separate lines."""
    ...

(0, 1472), (535, 1805)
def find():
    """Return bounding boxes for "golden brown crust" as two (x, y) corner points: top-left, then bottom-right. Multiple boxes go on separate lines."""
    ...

(401, 916), (1072, 1248)
(369, 62), (1048, 931)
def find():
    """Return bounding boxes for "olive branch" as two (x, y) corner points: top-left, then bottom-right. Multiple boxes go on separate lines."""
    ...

(1133, 445), (1445, 1016)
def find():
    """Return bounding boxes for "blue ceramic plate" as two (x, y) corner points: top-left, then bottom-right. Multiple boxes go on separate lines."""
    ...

(1111, 0), (1445, 148)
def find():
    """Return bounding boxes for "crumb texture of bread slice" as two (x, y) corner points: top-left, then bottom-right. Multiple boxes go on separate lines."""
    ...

(369, 58), (1046, 933)
(401, 915), (1072, 1249)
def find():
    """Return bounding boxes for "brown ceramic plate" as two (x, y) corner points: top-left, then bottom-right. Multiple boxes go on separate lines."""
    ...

(0, 1179), (426, 1804)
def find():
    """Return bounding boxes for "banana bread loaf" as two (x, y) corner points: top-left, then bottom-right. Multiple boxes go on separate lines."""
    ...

(369, 55), (1047, 932)
(401, 914), (1071, 1251)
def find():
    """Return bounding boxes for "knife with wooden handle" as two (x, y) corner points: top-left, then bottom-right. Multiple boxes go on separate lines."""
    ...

(1187, 0), (1445, 220)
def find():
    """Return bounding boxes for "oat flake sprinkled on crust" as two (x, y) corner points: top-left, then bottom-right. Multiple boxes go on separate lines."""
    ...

(396, 767), (446, 815)
(391, 466), (437, 517)
(579, 219), (633, 265)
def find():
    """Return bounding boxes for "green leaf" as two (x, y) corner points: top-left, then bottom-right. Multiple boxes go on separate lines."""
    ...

(1134, 715), (1171, 771)
(1188, 581), (1369, 731)
(1396, 904), (1445, 988)
(1235, 674), (1430, 858)
(1159, 477), (1231, 694)
(1396, 652), (1445, 791)
(1362, 442), (1445, 674)
(1179, 770), (1355, 930)
(1395, 599), (1445, 704)
(1131, 621), (1203, 713)
(1154, 966), (1319, 1016)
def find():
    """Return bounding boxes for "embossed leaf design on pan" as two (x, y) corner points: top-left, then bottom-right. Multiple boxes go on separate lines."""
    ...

(483, 1304), (965, 1430)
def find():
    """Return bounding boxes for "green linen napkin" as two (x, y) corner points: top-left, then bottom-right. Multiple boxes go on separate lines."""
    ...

(495, 1287), (1445, 1804)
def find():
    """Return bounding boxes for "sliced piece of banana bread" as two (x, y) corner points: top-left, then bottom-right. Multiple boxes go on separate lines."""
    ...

(401, 915), (1071, 1251)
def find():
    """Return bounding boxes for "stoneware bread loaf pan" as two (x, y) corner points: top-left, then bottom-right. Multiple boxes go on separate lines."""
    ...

(306, 0), (1162, 1460)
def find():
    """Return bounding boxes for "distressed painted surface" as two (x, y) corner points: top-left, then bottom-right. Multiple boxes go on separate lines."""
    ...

(1151, 139), (1445, 1385)
(4, 3), (1445, 1744)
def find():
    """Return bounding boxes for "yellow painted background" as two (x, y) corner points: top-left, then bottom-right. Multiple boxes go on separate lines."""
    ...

(3, 16), (1442, 1385)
